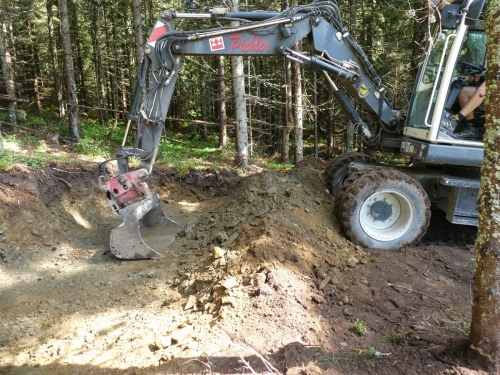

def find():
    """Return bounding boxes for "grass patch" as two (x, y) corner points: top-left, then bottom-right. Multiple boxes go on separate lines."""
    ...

(458, 322), (471, 336)
(74, 138), (111, 158)
(386, 328), (419, 346)
(155, 133), (234, 177)
(356, 347), (382, 360)
(265, 161), (294, 170)
(349, 319), (367, 337)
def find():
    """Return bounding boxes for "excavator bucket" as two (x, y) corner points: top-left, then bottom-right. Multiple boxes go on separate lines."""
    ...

(110, 193), (178, 259)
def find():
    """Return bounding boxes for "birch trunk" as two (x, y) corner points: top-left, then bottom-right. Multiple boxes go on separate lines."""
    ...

(230, 0), (249, 167)
(46, 0), (65, 118)
(292, 0), (303, 164)
(218, 56), (227, 149)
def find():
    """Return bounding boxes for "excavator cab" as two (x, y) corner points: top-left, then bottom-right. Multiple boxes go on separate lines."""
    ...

(404, 0), (486, 147)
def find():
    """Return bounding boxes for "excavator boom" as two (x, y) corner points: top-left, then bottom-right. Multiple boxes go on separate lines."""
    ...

(99, 1), (405, 259)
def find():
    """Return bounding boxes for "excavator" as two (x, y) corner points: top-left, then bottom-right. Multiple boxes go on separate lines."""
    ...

(98, 0), (486, 258)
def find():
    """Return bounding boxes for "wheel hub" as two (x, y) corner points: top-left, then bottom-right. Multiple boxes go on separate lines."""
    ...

(359, 190), (414, 242)
(370, 200), (392, 222)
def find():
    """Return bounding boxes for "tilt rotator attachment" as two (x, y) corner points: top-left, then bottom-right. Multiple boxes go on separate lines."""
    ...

(97, 49), (179, 260)
(98, 150), (177, 260)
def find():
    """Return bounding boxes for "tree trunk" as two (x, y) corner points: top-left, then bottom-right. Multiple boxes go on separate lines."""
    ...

(58, 0), (80, 139)
(0, 22), (17, 131)
(69, 0), (87, 105)
(132, 0), (144, 66)
(90, 0), (106, 126)
(468, 3), (500, 370)
(26, 14), (42, 111)
(217, 56), (227, 149)
(282, 57), (293, 163)
(230, 0), (249, 167)
(293, 46), (303, 164)
(46, 0), (65, 118)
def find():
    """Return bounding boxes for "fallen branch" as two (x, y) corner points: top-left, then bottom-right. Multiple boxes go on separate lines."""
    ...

(56, 177), (72, 188)
(0, 120), (36, 133)
(0, 95), (29, 103)
(164, 136), (197, 148)
(387, 283), (447, 306)
(51, 167), (86, 174)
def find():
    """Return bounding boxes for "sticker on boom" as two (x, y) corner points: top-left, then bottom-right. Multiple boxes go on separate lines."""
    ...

(209, 37), (225, 51)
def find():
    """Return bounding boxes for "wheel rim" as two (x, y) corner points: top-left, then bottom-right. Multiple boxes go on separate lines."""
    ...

(359, 190), (414, 242)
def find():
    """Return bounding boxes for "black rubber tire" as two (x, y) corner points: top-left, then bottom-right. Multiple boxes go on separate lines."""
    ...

(333, 166), (387, 216)
(337, 169), (431, 250)
(324, 152), (378, 196)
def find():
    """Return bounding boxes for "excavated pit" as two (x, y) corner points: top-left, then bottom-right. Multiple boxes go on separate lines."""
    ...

(0, 161), (486, 375)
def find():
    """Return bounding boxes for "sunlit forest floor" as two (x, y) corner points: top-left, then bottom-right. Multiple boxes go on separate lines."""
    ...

(0, 143), (488, 375)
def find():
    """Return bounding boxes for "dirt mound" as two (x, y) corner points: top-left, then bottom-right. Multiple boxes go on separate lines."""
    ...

(0, 162), (486, 374)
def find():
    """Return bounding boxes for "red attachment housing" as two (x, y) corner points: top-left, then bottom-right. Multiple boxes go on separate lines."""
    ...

(103, 170), (150, 206)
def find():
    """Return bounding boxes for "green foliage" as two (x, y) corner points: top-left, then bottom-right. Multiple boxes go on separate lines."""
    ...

(23, 115), (47, 128)
(458, 322), (471, 336)
(74, 138), (110, 158)
(265, 161), (294, 170)
(386, 328), (419, 346)
(0, 149), (14, 170)
(349, 319), (367, 337)
(357, 347), (382, 360)
(0, 139), (48, 171)
(155, 133), (233, 177)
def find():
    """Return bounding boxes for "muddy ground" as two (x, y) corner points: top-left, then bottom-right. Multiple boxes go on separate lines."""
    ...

(0, 154), (489, 375)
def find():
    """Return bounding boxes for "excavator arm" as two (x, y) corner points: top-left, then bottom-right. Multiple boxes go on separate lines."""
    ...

(99, 1), (405, 259)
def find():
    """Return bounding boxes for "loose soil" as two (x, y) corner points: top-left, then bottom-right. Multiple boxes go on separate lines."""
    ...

(0, 153), (489, 375)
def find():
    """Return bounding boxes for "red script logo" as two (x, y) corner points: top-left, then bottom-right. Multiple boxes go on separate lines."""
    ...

(229, 34), (270, 53)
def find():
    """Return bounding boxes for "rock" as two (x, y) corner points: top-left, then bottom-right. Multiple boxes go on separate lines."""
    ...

(215, 231), (228, 243)
(338, 295), (349, 305)
(267, 186), (278, 194)
(171, 325), (194, 345)
(314, 266), (329, 280)
(319, 276), (331, 290)
(359, 277), (369, 285)
(221, 296), (237, 307)
(311, 294), (325, 304)
(163, 290), (182, 306)
(347, 256), (360, 267)
(224, 218), (240, 228)
(212, 246), (226, 259)
(253, 273), (266, 286)
(184, 295), (197, 310)
(178, 223), (195, 237)
(342, 307), (353, 316)
(359, 257), (369, 265)
(222, 277), (239, 290)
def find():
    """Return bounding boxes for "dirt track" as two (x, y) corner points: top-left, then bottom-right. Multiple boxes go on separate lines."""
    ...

(0, 160), (488, 374)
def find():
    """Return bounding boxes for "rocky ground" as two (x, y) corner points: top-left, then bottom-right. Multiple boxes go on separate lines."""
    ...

(0, 155), (489, 375)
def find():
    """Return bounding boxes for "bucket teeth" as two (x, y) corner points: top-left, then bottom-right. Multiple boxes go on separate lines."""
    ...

(109, 193), (177, 260)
